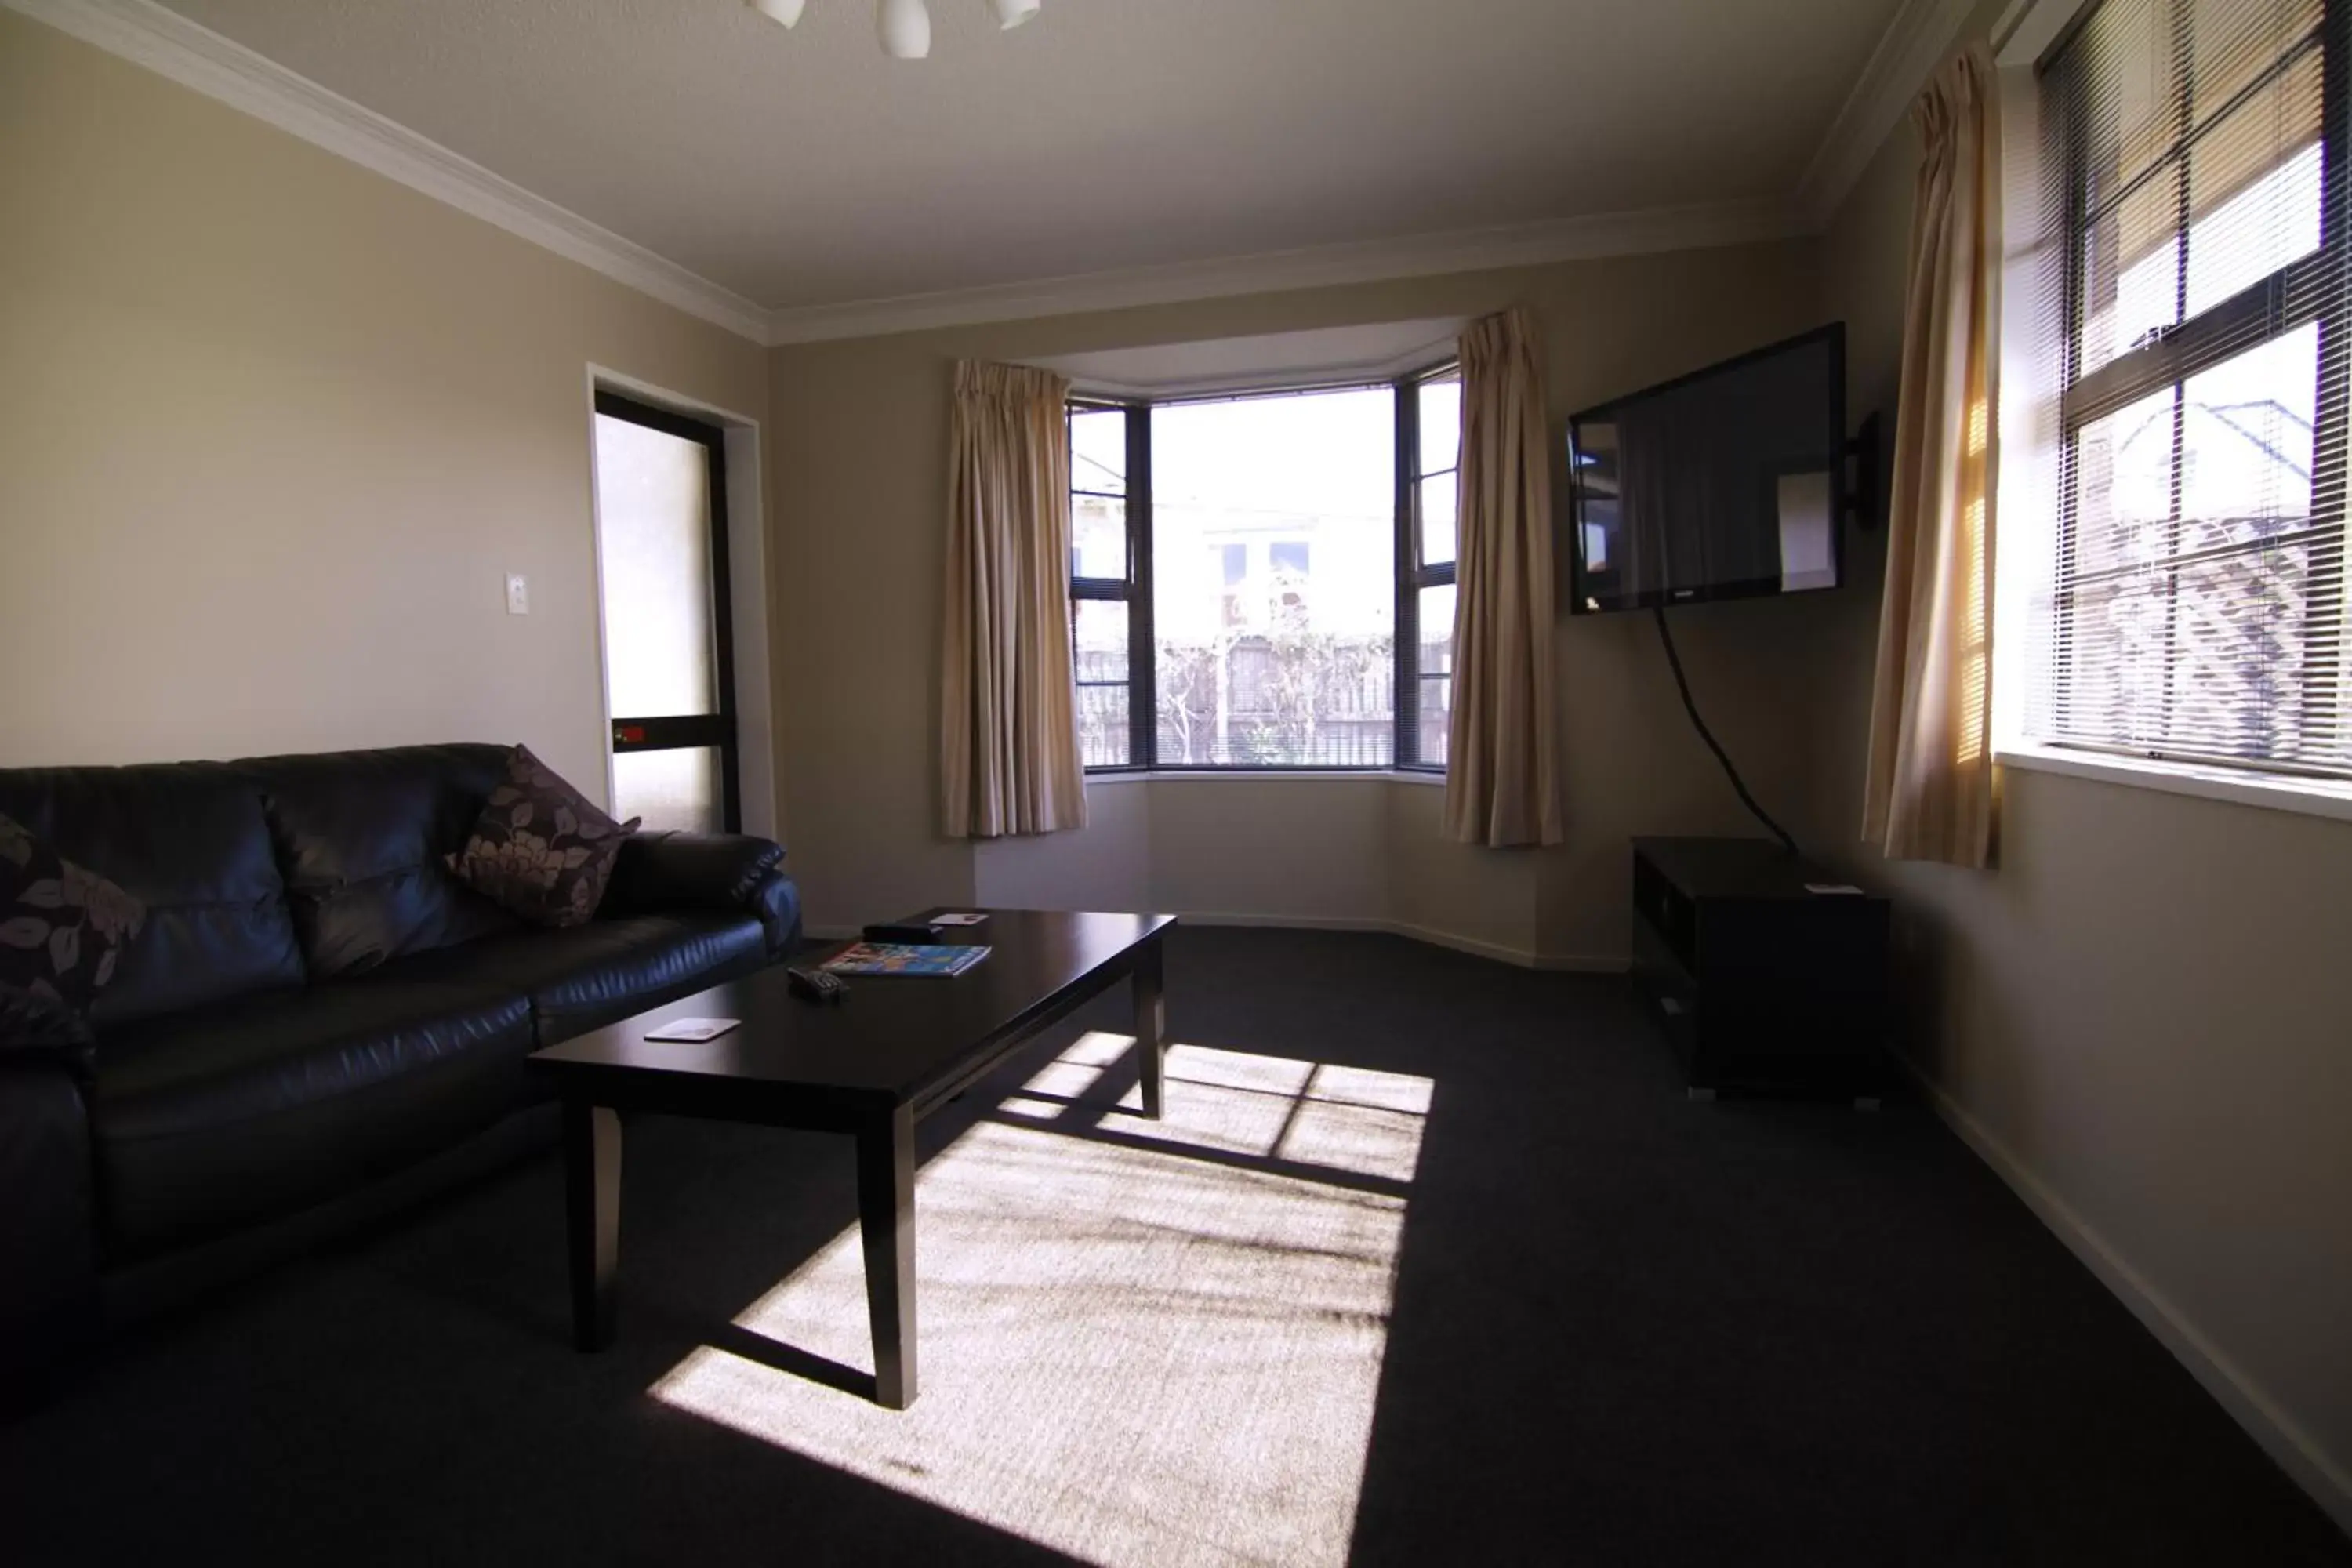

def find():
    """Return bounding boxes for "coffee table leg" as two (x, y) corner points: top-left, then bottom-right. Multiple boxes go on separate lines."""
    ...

(564, 1102), (622, 1352)
(1133, 938), (1166, 1120)
(857, 1104), (917, 1409)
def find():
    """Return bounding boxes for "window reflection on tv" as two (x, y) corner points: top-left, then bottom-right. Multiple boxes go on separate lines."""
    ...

(1566, 325), (1845, 615)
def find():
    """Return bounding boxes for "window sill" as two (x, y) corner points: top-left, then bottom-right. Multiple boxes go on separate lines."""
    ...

(1084, 769), (1447, 787)
(1995, 741), (2352, 826)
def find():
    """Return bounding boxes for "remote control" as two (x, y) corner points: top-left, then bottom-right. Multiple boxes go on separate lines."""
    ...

(787, 966), (845, 1004)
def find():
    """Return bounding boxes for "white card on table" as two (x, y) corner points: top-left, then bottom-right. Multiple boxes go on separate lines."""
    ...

(644, 1018), (741, 1043)
(931, 912), (990, 925)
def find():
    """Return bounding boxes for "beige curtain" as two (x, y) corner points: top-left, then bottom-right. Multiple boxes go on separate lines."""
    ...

(1443, 308), (1562, 848)
(941, 361), (1087, 839)
(1864, 44), (1999, 869)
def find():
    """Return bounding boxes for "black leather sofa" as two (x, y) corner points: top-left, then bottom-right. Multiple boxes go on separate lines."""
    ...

(0, 743), (800, 1377)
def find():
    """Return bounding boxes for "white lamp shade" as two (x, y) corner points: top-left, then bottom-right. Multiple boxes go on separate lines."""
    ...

(877, 0), (931, 57)
(987, 0), (1040, 28)
(750, 0), (806, 27)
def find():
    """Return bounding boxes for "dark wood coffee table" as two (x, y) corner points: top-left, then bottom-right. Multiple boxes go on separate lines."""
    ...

(527, 908), (1174, 1408)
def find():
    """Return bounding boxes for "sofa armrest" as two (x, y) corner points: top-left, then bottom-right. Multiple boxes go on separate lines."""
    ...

(603, 832), (802, 956)
(0, 1062), (99, 1399)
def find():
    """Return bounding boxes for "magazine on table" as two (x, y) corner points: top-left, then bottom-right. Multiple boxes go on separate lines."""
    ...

(821, 942), (991, 978)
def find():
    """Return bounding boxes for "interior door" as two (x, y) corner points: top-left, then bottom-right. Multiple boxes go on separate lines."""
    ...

(591, 390), (739, 834)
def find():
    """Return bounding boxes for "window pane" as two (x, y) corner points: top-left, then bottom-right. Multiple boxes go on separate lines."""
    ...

(1418, 375), (1461, 477)
(2081, 171), (2180, 375)
(2059, 0), (2321, 206)
(1073, 495), (1127, 581)
(612, 746), (720, 835)
(2180, 323), (2315, 539)
(1072, 598), (1131, 769)
(594, 415), (716, 718)
(2190, 0), (2323, 122)
(1417, 677), (1452, 769)
(2060, 329), (2327, 763)
(1419, 473), (1457, 568)
(2058, 538), (2324, 763)
(1417, 585), (1456, 677)
(1151, 388), (1395, 767)
(2069, 0), (2180, 212)
(2068, 385), (2176, 579)
(1415, 584), (1455, 768)
(1070, 408), (1127, 498)
(2073, 2), (2324, 370)
(2183, 58), (2321, 315)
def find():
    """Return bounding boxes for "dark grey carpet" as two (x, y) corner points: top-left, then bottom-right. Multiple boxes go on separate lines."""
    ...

(5, 927), (2344, 1566)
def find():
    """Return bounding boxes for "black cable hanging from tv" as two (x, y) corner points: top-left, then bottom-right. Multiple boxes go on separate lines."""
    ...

(1652, 607), (1801, 858)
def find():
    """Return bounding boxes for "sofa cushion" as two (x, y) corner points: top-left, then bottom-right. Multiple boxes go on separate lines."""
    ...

(0, 812), (147, 1058)
(245, 744), (519, 978)
(365, 913), (768, 1046)
(448, 746), (638, 929)
(93, 979), (535, 1260)
(0, 763), (303, 1029)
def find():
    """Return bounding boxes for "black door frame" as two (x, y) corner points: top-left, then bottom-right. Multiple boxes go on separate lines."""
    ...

(593, 389), (741, 833)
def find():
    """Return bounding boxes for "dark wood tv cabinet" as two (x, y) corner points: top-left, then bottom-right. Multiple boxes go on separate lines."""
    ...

(1630, 837), (1891, 1105)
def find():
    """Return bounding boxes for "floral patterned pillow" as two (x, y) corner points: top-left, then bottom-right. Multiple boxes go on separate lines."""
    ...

(1, 811), (147, 1054)
(447, 746), (639, 928)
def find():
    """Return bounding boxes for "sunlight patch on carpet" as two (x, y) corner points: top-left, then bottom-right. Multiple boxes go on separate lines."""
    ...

(651, 1036), (1430, 1568)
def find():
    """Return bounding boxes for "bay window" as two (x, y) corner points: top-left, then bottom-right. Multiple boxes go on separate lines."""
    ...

(1068, 366), (1458, 772)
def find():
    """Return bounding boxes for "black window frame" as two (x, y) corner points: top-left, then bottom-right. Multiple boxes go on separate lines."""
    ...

(1066, 365), (1457, 775)
(593, 388), (741, 833)
(1397, 359), (1462, 773)
(2047, 0), (2351, 779)
(1069, 397), (1153, 772)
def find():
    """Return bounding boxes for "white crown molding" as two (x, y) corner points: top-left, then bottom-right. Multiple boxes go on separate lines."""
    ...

(1794, 0), (1981, 228)
(761, 200), (1808, 346)
(3, 0), (772, 343)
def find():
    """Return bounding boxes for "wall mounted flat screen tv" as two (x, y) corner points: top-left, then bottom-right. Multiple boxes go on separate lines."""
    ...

(1566, 324), (1846, 615)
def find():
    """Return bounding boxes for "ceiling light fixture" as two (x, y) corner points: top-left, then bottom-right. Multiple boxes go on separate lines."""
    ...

(746, 0), (1042, 57)
(877, 0), (931, 59)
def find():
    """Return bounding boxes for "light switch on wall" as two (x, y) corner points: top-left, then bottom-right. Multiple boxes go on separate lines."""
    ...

(506, 573), (529, 615)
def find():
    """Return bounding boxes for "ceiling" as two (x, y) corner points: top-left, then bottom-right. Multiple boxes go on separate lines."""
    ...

(136, 0), (1919, 324)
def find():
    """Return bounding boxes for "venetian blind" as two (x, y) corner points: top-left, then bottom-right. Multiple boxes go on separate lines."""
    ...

(2034, 0), (2352, 777)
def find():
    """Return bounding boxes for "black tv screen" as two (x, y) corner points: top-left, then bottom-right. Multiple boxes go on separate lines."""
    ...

(1566, 324), (1846, 615)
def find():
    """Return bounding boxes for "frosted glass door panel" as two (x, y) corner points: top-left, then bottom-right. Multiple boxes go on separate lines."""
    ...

(595, 414), (717, 718)
(612, 746), (721, 836)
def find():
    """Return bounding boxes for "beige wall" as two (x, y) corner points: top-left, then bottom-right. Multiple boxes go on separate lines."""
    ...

(1814, 12), (2352, 1526)
(0, 13), (768, 800)
(766, 241), (1837, 949)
